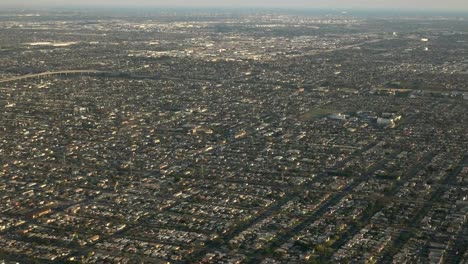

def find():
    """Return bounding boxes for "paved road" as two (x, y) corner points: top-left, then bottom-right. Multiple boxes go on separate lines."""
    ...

(0, 70), (104, 83)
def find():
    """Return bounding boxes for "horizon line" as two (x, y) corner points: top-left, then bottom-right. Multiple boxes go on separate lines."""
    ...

(1, 5), (468, 15)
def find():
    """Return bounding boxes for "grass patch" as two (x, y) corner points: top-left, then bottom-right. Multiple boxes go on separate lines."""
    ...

(299, 108), (338, 121)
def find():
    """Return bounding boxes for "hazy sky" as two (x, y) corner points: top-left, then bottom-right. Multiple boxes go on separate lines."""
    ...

(1, 0), (468, 12)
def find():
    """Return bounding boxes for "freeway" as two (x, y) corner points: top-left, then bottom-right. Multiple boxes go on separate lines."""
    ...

(0, 70), (104, 83)
(0, 70), (328, 90)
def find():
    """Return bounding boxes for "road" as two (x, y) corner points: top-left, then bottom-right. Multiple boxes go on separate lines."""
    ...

(0, 70), (104, 83)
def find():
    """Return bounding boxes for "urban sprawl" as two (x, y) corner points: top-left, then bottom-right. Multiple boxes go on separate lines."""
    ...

(0, 9), (467, 264)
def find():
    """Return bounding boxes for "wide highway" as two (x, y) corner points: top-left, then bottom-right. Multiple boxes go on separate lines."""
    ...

(0, 70), (104, 83)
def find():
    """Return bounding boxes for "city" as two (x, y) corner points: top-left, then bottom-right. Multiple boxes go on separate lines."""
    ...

(0, 6), (467, 264)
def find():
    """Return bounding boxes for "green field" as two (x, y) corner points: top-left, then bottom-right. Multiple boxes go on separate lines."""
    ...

(299, 108), (338, 121)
